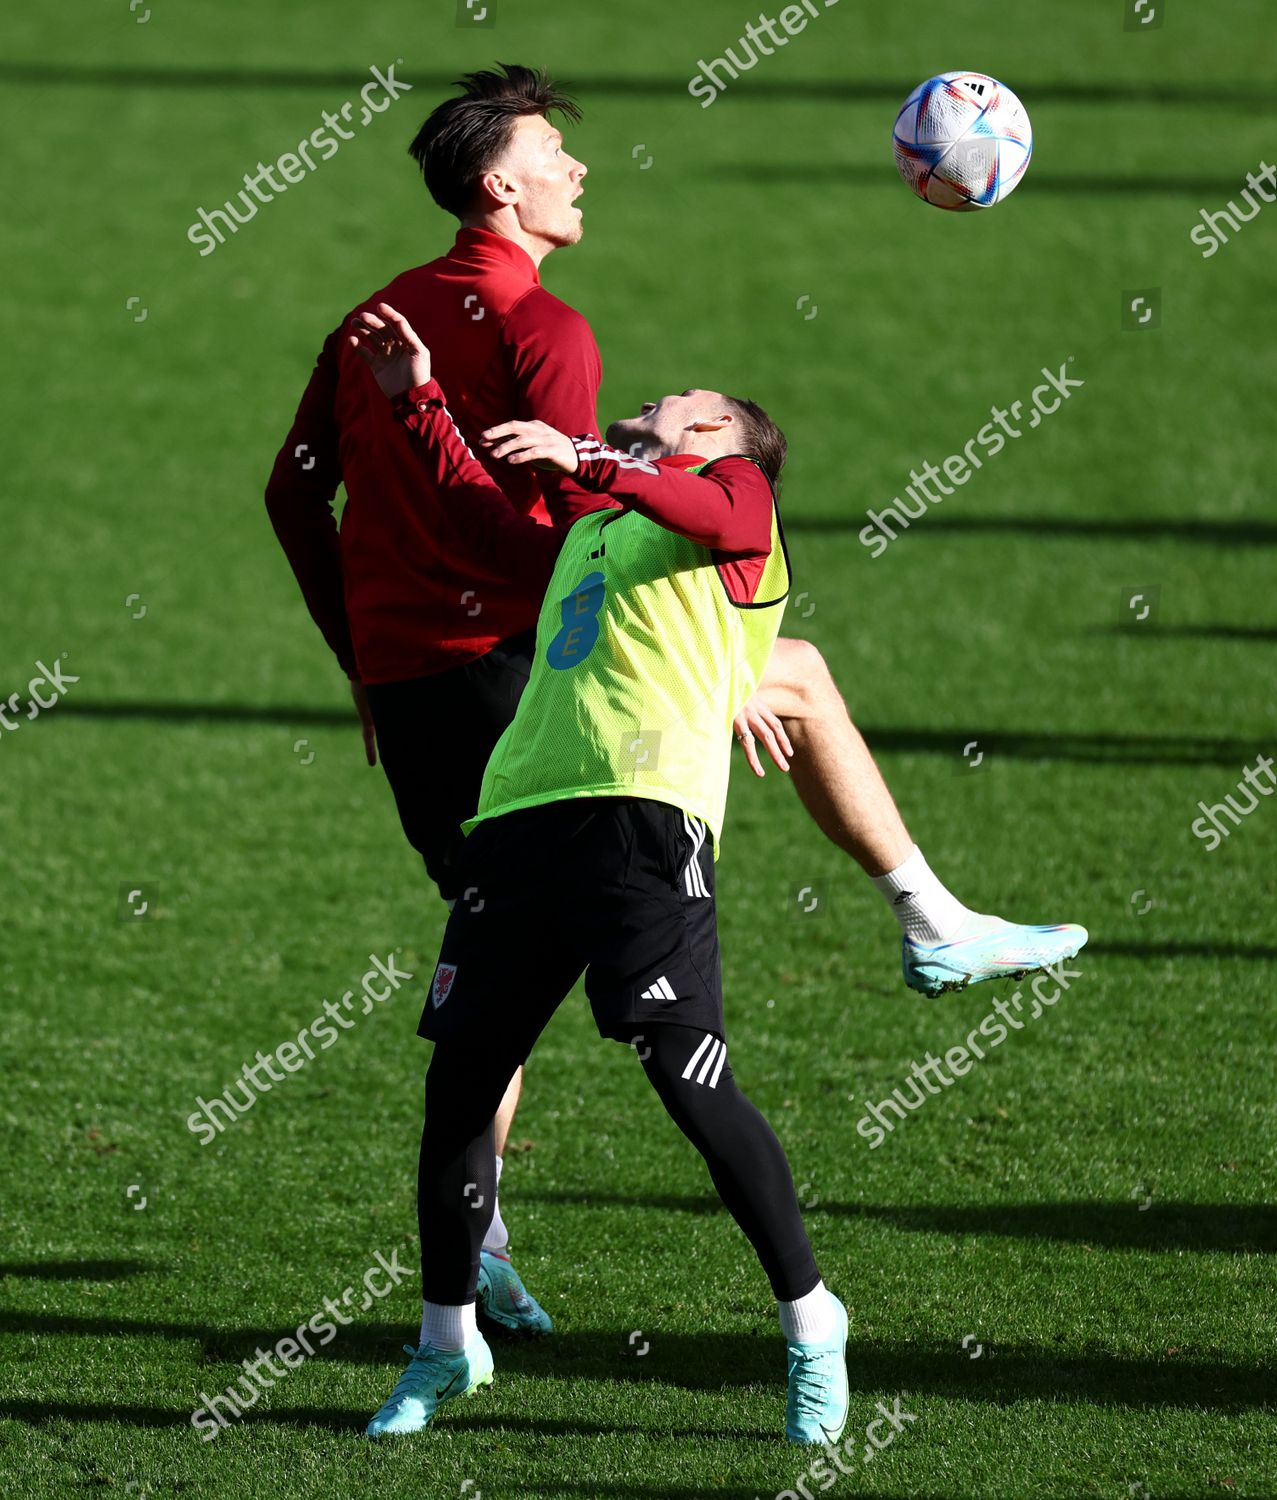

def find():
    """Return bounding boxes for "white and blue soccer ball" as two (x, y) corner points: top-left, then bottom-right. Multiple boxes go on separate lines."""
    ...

(892, 71), (1033, 211)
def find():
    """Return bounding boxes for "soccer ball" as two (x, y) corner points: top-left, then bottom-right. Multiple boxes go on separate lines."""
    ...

(892, 72), (1033, 211)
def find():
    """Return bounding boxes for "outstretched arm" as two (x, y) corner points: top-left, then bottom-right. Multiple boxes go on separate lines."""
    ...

(481, 429), (773, 555)
(349, 305), (566, 582)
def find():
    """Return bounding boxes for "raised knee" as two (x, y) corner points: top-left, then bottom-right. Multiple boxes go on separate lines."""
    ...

(772, 636), (831, 707)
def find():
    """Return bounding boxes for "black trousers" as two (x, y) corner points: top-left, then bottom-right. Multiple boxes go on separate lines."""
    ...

(364, 632), (535, 901)
(418, 1022), (821, 1307)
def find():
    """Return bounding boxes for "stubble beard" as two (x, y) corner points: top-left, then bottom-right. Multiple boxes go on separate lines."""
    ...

(605, 417), (661, 458)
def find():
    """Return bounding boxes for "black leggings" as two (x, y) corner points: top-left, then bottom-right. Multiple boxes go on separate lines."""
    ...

(418, 1024), (820, 1306)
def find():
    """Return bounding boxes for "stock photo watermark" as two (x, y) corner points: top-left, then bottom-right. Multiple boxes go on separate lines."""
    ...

(619, 729), (663, 776)
(456, 0), (496, 24)
(1121, 289), (1161, 331)
(186, 952), (413, 1142)
(117, 883), (159, 922)
(1189, 160), (1275, 259)
(1120, 586), (1161, 625)
(186, 63), (413, 256)
(1123, 0), (1165, 30)
(955, 739), (988, 775)
(761, 1397), (918, 1498)
(789, 881), (826, 918)
(858, 362), (1084, 558)
(0, 656), (79, 738)
(689, 0), (842, 108)
(191, 1244), (413, 1439)
(855, 961), (1084, 1148)
(1191, 752), (1274, 852)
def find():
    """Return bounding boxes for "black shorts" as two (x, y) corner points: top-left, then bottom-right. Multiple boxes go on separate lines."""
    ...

(363, 633), (535, 902)
(418, 798), (723, 1053)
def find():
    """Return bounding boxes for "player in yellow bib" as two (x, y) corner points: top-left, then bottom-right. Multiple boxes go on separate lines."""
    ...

(353, 307), (850, 1446)
(467, 451), (790, 846)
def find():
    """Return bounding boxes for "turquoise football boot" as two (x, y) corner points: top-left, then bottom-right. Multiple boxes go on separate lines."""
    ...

(477, 1249), (553, 1335)
(903, 913), (1088, 998)
(365, 1334), (494, 1438)
(785, 1292), (850, 1445)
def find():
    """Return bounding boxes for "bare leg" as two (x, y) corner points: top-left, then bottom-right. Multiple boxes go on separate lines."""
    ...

(479, 1067), (522, 1258)
(492, 1066), (522, 1157)
(748, 637), (1088, 993)
(754, 637), (912, 877)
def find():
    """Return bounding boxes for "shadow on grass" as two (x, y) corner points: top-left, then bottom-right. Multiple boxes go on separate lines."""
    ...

(55, 701), (358, 727)
(849, 1203), (1276, 1255)
(0, 1259), (156, 1280)
(452, 1489), (838, 1500)
(851, 728), (1260, 767)
(454, 1488), (909, 1500)
(715, 162), (1267, 198)
(474, 1490), (916, 1500)
(0, 1399), (764, 1444)
(0, 1400), (729, 1444)
(0, 1328), (1271, 1419)
(1099, 624), (1277, 642)
(1, 61), (1271, 112)
(0, 1400), (365, 1433)
(47, 703), (1261, 768)
(517, 1194), (1276, 1255)
(785, 515), (1277, 546)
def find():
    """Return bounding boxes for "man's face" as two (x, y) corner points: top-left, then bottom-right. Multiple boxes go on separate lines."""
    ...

(606, 389), (731, 458)
(493, 113), (587, 247)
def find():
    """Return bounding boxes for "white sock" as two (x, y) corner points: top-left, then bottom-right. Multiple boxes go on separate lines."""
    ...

(420, 1299), (477, 1352)
(871, 845), (971, 944)
(778, 1281), (837, 1344)
(481, 1155), (509, 1255)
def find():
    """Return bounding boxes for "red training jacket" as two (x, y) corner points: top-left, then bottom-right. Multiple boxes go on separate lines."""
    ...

(264, 228), (604, 683)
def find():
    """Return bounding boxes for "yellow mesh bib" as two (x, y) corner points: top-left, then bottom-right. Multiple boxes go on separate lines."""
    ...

(468, 458), (791, 852)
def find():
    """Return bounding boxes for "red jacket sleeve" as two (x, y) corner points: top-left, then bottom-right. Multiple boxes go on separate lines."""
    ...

(502, 289), (606, 529)
(263, 328), (358, 677)
(390, 380), (564, 588)
(567, 440), (774, 555)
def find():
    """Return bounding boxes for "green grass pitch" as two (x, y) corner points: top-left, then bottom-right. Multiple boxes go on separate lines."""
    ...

(2, 1), (1275, 1496)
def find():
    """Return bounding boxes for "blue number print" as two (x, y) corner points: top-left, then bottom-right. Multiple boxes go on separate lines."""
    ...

(546, 570), (606, 670)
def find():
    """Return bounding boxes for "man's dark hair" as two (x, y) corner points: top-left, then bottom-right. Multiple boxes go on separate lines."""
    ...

(408, 63), (581, 219)
(724, 396), (788, 487)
